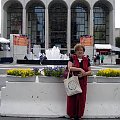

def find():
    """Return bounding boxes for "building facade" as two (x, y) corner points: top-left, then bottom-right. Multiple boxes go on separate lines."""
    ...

(1, 0), (115, 54)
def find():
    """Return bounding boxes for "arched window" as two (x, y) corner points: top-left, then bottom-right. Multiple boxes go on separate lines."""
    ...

(7, 3), (22, 38)
(93, 3), (109, 44)
(27, 3), (45, 48)
(71, 3), (88, 48)
(49, 2), (67, 48)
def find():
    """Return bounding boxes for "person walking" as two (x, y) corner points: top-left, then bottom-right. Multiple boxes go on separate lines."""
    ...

(96, 54), (100, 65)
(100, 55), (104, 64)
(66, 43), (91, 120)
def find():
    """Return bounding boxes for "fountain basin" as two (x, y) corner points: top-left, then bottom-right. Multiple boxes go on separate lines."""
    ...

(41, 60), (68, 65)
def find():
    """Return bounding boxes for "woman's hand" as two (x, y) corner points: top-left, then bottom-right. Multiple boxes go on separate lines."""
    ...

(79, 68), (88, 77)
(82, 72), (87, 76)
(79, 68), (85, 74)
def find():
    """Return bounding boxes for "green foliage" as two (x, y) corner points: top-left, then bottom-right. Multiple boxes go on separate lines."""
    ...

(43, 67), (65, 78)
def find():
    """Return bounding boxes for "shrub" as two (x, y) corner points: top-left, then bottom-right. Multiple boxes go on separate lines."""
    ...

(43, 66), (65, 77)
(7, 68), (41, 78)
(96, 68), (120, 77)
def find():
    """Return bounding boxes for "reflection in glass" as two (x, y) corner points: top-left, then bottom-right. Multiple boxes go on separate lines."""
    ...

(49, 2), (67, 48)
(27, 3), (45, 48)
(93, 3), (109, 44)
(7, 3), (22, 38)
(71, 3), (88, 48)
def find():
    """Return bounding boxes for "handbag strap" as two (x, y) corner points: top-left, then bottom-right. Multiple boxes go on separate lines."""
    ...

(67, 69), (70, 79)
(67, 69), (74, 79)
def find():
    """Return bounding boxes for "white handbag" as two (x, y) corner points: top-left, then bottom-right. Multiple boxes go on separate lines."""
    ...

(63, 70), (82, 96)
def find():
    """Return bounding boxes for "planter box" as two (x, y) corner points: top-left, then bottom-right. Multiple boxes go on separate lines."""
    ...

(6, 75), (36, 82)
(88, 76), (95, 83)
(38, 76), (95, 83)
(1, 82), (120, 118)
(95, 76), (120, 83)
(38, 76), (64, 83)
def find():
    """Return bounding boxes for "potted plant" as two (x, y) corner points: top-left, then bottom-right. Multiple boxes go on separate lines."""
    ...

(96, 68), (120, 83)
(6, 68), (41, 82)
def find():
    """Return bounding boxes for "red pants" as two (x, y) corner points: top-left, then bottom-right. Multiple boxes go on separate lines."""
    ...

(67, 79), (87, 118)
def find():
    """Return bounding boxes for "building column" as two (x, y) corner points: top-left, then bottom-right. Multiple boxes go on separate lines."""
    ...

(67, 8), (71, 54)
(90, 8), (93, 36)
(110, 9), (115, 45)
(45, 7), (49, 50)
(1, 6), (4, 37)
(22, 7), (26, 35)
(2, 9), (7, 38)
(89, 8), (94, 58)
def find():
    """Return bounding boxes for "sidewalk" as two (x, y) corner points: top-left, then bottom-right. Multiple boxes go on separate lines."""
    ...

(0, 117), (119, 120)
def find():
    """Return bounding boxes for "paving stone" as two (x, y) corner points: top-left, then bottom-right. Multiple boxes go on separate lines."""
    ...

(0, 116), (29, 120)
(0, 117), (119, 120)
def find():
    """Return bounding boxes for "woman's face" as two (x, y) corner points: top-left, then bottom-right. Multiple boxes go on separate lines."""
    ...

(75, 47), (84, 58)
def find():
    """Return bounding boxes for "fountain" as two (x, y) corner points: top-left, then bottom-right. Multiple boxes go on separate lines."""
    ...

(45, 46), (69, 60)
(45, 46), (61, 60)
(17, 46), (69, 65)
(41, 46), (69, 65)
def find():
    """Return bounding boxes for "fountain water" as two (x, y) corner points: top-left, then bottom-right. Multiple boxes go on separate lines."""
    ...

(41, 46), (69, 65)
(45, 46), (69, 60)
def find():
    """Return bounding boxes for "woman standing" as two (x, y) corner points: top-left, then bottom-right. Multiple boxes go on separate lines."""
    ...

(67, 44), (91, 120)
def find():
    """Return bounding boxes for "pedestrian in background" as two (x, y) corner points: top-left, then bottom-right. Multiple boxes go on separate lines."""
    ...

(100, 55), (104, 64)
(96, 54), (100, 65)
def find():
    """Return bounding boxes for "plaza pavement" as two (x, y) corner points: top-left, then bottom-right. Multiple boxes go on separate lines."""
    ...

(0, 63), (120, 120)
(0, 116), (119, 120)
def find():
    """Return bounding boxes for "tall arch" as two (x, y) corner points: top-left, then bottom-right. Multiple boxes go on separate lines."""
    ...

(26, 0), (45, 49)
(71, 1), (89, 48)
(93, 1), (112, 44)
(48, 0), (67, 50)
(3, 0), (23, 38)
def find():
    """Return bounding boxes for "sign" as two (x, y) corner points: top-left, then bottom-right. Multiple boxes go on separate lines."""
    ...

(80, 35), (93, 46)
(13, 35), (28, 46)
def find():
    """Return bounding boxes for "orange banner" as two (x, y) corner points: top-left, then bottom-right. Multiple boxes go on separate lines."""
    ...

(13, 35), (28, 46)
(80, 36), (93, 46)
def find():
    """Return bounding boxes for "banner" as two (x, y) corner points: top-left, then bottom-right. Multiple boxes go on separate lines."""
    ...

(80, 35), (93, 46)
(13, 35), (28, 46)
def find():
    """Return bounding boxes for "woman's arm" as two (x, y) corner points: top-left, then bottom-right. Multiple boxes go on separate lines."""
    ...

(82, 66), (92, 76)
(68, 61), (85, 74)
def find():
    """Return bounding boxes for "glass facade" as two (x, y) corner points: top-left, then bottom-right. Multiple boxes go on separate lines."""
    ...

(71, 3), (88, 48)
(5, 0), (113, 53)
(49, 2), (67, 48)
(93, 3), (109, 44)
(27, 3), (45, 48)
(7, 3), (23, 38)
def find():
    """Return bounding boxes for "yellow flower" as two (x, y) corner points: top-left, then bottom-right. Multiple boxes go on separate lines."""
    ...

(96, 68), (120, 77)
(7, 68), (38, 78)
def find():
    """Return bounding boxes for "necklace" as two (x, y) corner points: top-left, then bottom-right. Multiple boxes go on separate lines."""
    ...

(78, 58), (82, 62)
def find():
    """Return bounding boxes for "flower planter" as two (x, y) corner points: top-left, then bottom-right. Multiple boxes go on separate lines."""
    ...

(6, 75), (36, 82)
(95, 76), (120, 83)
(38, 76), (95, 83)
(38, 76), (64, 83)
(1, 80), (120, 118)
(88, 76), (95, 83)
